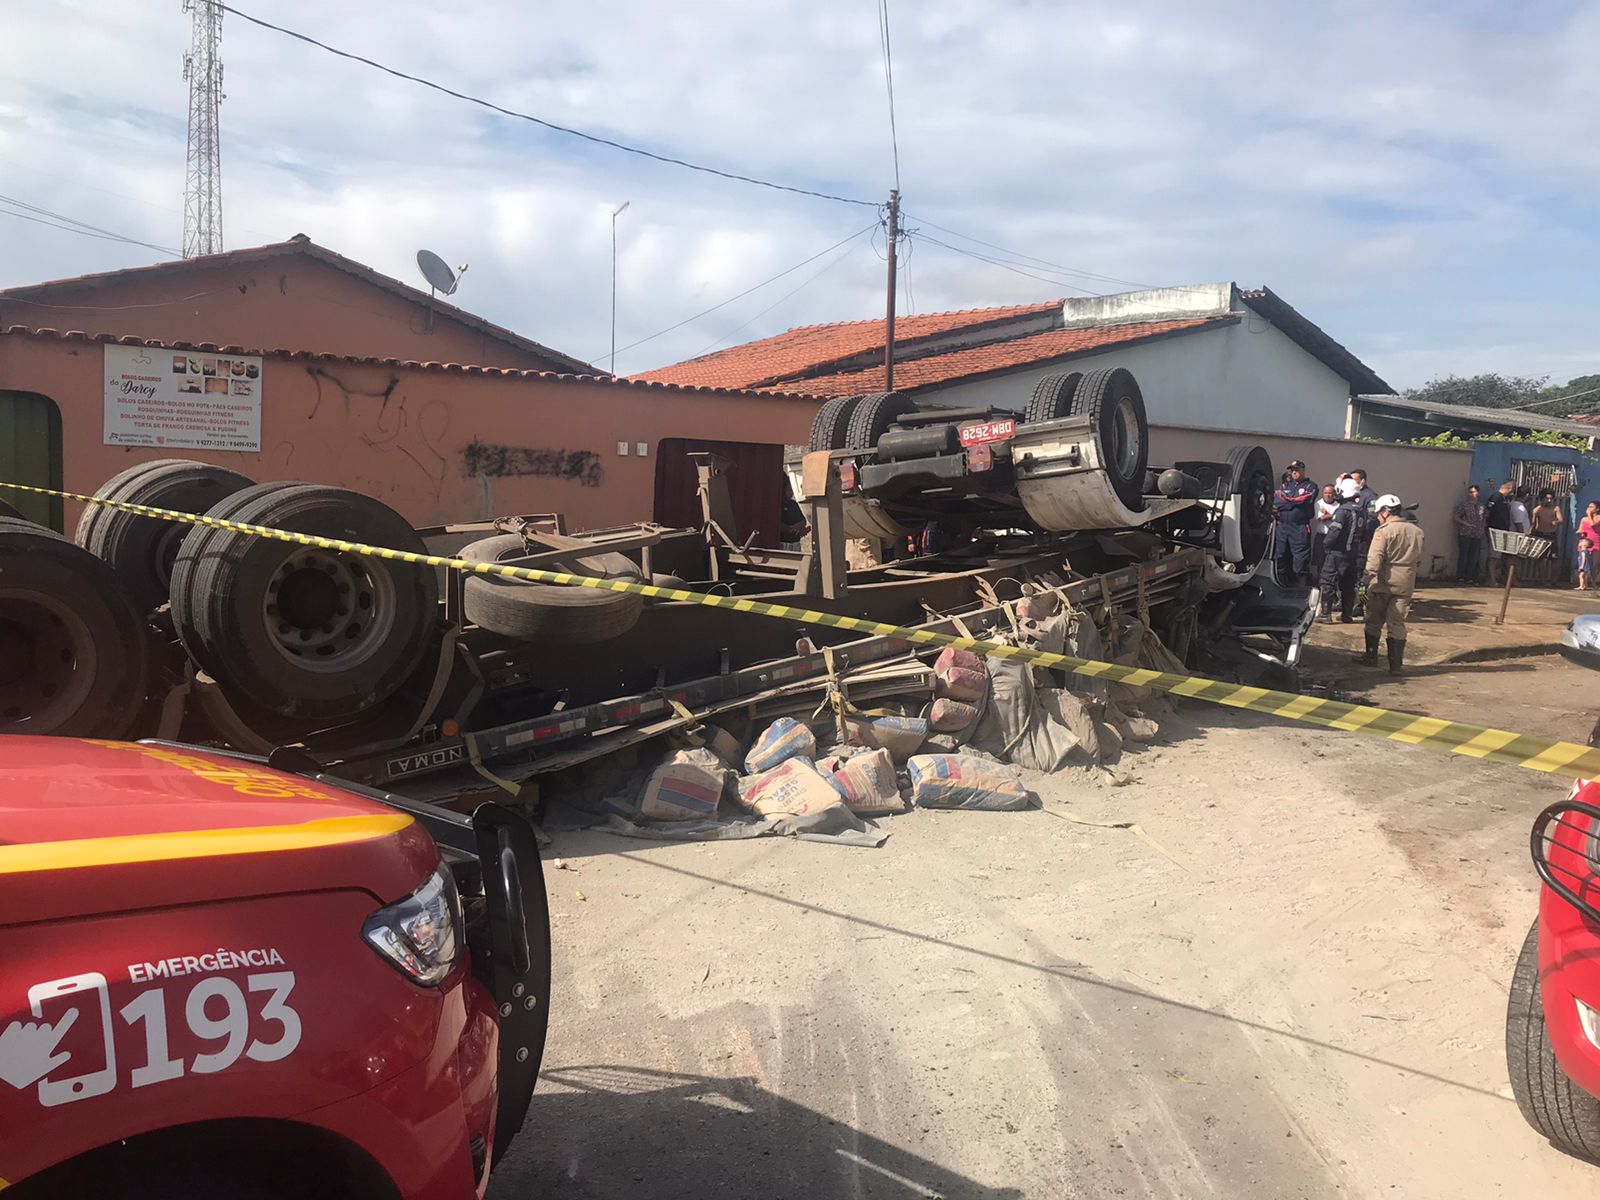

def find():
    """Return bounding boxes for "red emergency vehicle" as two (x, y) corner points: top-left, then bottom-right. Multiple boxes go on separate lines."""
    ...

(1510, 778), (1600, 1161)
(0, 736), (549, 1198)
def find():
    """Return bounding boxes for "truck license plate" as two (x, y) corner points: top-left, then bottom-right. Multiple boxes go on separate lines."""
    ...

(959, 419), (1015, 447)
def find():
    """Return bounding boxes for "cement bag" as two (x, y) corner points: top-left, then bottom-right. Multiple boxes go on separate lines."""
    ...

(907, 754), (1036, 811)
(929, 697), (980, 733)
(844, 714), (927, 762)
(935, 667), (988, 702)
(736, 757), (844, 819)
(824, 747), (903, 814)
(744, 717), (816, 774)
(636, 748), (730, 821)
(934, 647), (985, 675)
(700, 724), (745, 769)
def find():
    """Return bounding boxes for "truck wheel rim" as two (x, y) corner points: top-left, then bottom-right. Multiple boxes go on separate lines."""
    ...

(1111, 396), (1142, 478)
(262, 548), (398, 674)
(0, 592), (97, 729)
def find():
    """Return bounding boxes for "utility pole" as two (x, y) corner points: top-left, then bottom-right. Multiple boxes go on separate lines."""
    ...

(882, 189), (899, 391)
(610, 200), (630, 374)
(182, 0), (224, 257)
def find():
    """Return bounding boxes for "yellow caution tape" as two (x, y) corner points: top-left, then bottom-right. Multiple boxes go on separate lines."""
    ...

(4, 480), (1598, 781)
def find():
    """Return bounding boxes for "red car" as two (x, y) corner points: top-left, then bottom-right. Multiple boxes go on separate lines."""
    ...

(1510, 777), (1600, 1160)
(0, 737), (548, 1198)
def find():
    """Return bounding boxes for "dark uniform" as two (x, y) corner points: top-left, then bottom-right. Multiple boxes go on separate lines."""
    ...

(1317, 496), (1368, 621)
(1274, 464), (1318, 584)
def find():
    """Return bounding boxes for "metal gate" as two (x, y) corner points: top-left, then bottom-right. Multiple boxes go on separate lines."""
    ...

(1510, 457), (1574, 584)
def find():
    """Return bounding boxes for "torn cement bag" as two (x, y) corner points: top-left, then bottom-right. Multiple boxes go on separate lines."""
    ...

(744, 717), (817, 774)
(1107, 618), (1187, 709)
(844, 714), (927, 762)
(970, 657), (1084, 772)
(636, 748), (731, 821)
(824, 747), (904, 814)
(906, 754), (1036, 811)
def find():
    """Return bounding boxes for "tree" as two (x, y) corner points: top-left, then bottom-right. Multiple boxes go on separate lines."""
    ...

(1538, 374), (1600, 417)
(1403, 373), (1549, 409)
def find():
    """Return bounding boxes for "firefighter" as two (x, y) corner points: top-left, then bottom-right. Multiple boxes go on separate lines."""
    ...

(1273, 459), (1318, 585)
(1317, 477), (1367, 623)
(1361, 493), (1425, 674)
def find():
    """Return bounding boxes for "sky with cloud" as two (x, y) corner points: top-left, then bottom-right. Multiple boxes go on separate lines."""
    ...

(2, 0), (1597, 387)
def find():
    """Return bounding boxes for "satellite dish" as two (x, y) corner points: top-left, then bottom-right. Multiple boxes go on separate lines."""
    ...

(416, 249), (459, 296)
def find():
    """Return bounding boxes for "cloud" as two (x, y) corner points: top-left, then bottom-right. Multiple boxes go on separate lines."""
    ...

(1, 0), (1597, 386)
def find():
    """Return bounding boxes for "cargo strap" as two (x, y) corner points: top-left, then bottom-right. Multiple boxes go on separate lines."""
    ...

(5, 480), (1599, 781)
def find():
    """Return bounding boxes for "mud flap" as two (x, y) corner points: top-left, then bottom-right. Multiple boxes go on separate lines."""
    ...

(470, 802), (552, 1162)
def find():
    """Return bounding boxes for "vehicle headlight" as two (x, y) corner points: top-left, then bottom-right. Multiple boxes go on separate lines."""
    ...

(362, 867), (464, 986)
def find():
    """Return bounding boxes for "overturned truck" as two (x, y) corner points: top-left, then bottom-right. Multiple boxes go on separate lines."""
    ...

(0, 367), (1315, 808)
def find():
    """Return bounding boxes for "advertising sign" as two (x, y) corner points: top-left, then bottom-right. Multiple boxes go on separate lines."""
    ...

(103, 344), (262, 452)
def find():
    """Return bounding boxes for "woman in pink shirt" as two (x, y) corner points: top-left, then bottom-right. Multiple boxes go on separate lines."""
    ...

(1578, 501), (1599, 591)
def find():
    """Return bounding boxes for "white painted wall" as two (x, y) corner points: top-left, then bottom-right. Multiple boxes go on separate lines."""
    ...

(914, 320), (1352, 439)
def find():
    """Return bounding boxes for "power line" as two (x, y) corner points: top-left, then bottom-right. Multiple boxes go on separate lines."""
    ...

(603, 223), (877, 362)
(695, 234), (867, 357)
(0, 195), (178, 256)
(905, 211), (1157, 290)
(912, 231), (1108, 296)
(876, 0), (901, 193)
(218, 3), (878, 209)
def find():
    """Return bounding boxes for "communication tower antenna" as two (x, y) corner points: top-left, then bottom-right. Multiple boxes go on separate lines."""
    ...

(182, 0), (224, 257)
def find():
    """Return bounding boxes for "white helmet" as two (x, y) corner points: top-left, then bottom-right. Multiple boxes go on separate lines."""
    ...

(1374, 493), (1403, 512)
(1337, 478), (1361, 499)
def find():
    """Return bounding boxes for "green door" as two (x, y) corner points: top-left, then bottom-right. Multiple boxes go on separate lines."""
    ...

(0, 391), (63, 530)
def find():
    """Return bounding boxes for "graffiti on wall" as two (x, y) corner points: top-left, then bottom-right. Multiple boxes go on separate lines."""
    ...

(461, 439), (603, 487)
(304, 367), (449, 501)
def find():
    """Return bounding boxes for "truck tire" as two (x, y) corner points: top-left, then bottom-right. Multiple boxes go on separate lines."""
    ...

(1071, 368), (1149, 509)
(1024, 371), (1082, 425)
(168, 482), (291, 672)
(809, 395), (866, 451)
(76, 459), (254, 615)
(1507, 918), (1600, 1162)
(173, 484), (438, 721)
(460, 534), (645, 644)
(844, 392), (915, 454)
(1225, 444), (1274, 567)
(0, 518), (150, 737)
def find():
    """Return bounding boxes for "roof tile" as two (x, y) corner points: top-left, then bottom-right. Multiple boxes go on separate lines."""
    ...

(760, 317), (1230, 398)
(635, 300), (1063, 390)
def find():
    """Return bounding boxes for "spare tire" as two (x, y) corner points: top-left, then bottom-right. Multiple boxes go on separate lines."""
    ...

(172, 484), (438, 721)
(1023, 371), (1082, 425)
(808, 395), (866, 451)
(1225, 445), (1274, 567)
(844, 392), (915, 454)
(461, 534), (645, 645)
(1071, 368), (1149, 509)
(76, 459), (254, 615)
(0, 517), (151, 737)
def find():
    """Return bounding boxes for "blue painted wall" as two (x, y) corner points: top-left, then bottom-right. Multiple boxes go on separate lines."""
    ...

(1468, 441), (1599, 575)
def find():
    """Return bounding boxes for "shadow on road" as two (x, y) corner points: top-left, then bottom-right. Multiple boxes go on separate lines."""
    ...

(491, 1064), (1023, 1200)
(602, 851), (1512, 1105)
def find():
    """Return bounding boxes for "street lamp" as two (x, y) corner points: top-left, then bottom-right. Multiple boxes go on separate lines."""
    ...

(610, 201), (630, 374)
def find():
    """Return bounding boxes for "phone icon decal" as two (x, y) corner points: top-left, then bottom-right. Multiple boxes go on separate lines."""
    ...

(26, 972), (117, 1106)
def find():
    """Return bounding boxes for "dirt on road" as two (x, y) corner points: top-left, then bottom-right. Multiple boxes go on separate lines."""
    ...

(490, 593), (1598, 1199)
